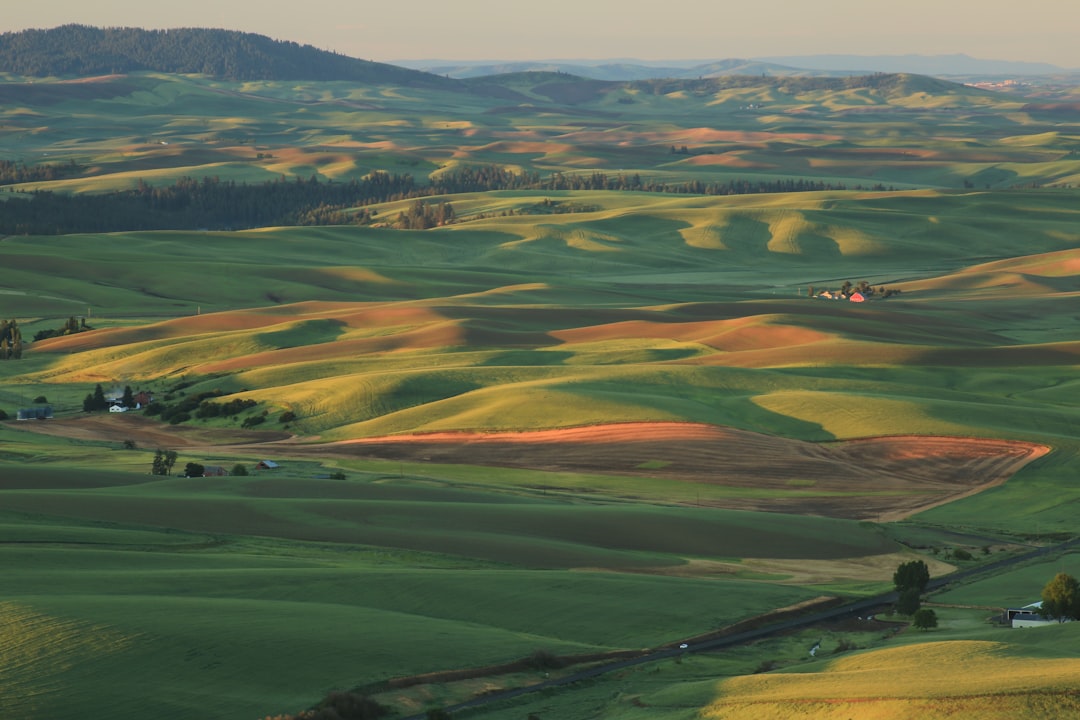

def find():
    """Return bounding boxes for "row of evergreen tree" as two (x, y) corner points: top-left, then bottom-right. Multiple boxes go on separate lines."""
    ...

(82, 383), (134, 412)
(0, 173), (410, 234)
(0, 159), (83, 186)
(394, 199), (457, 229)
(0, 166), (865, 235)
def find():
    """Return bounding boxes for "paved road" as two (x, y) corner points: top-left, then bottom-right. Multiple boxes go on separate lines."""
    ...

(401, 536), (1080, 719)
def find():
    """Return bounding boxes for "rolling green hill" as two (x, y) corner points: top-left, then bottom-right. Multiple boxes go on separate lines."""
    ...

(2, 58), (1080, 720)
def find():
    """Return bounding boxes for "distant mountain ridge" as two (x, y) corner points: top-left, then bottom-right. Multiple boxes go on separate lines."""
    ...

(756, 53), (1071, 76)
(398, 58), (835, 81)
(402, 54), (1075, 81)
(0, 25), (455, 87)
(3, 27), (1064, 88)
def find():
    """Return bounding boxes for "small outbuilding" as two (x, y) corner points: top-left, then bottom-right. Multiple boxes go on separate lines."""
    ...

(1006, 601), (1056, 628)
(202, 465), (228, 477)
(17, 406), (53, 420)
(256, 460), (280, 470)
(849, 292), (866, 303)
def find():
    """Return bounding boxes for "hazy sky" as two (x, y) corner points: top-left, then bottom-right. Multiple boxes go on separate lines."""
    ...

(6, 0), (1080, 68)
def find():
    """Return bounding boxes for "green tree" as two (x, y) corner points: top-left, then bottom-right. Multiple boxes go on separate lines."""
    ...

(183, 462), (205, 477)
(231, 463), (248, 476)
(163, 450), (178, 475)
(92, 383), (107, 411)
(0, 319), (21, 361)
(121, 385), (135, 408)
(893, 560), (929, 615)
(83, 393), (96, 413)
(893, 560), (930, 594)
(912, 608), (937, 630)
(151, 449), (167, 475)
(1040, 572), (1080, 622)
(896, 587), (922, 615)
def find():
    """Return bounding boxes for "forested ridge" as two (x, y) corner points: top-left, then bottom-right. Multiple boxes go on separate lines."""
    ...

(0, 25), (454, 86)
(0, 26), (968, 101)
(0, 166), (866, 235)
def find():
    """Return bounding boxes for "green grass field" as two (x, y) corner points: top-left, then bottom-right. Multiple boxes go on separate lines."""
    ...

(0, 461), (836, 720)
(2, 68), (1080, 719)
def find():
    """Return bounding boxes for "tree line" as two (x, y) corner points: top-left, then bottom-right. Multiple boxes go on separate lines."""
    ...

(0, 159), (82, 186)
(0, 166), (864, 235)
(0, 25), (452, 87)
(33, 316), (92, 341)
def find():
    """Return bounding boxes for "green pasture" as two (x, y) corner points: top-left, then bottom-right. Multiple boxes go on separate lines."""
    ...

(2, 72), (1079, 195)
(3, 187), (1079, 489)
(932, 552), (1080, 609)
(0, 461), (897, 569)
(0, 456), (839, 720)
(2, 189), (1078, 318)
(3, 69), (1080, 720)
(912, 440), (1080, 535)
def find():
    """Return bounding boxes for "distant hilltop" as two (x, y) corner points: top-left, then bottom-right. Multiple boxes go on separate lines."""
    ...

(400, 54), (1077, 81)
(2, 27), (1072, 86)
(0, 25), (455, 87)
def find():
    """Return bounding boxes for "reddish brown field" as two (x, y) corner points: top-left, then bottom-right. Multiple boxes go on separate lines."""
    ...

(325, 423), (1046, 520)
(21, 416), (1046, 521)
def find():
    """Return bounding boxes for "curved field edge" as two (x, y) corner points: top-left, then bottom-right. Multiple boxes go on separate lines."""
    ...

(704, 639), (1080, 720)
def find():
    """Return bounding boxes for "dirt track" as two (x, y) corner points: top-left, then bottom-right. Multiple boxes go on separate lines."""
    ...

(16, 416), (1048, 521)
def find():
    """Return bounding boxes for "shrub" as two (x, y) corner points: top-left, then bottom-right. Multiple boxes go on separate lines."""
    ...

(953, 548), (973, 561)
(912, 608), (938, 630)
(0, 409), (8, 421)
(329, 471), (346, 480)
(242, 415), (266, 429)
(232, 464), (249, 476)
(32, 395), (48, 404)
(280, 410), (297, 423)
(122, 439), (137, 450)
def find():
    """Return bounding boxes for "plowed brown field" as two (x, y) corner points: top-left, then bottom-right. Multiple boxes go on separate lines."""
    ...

(18, 416), (1047, 521)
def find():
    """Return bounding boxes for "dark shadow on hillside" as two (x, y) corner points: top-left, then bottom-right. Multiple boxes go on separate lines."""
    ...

(478, 350), (574, 366)
(257, 318), (346, 349)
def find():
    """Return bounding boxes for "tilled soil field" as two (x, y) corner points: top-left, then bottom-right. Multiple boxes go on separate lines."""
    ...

(16, 416), (1048, 521)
